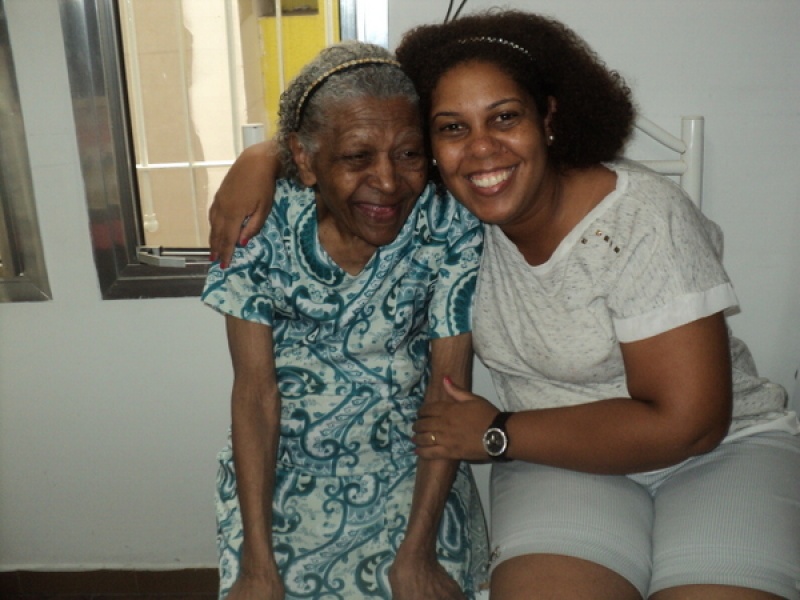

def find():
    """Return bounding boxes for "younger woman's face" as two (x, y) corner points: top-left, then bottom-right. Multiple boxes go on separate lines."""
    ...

(429, 60), (555, 228)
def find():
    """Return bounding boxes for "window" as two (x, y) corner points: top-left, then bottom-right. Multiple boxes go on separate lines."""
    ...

(60, 0), (387, 299)
(0, 0), (51, 302)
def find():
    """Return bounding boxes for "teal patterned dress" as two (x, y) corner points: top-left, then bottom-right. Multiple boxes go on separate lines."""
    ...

(202, 180), (488, 599)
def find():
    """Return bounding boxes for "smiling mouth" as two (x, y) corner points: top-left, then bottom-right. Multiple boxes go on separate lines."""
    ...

(469, 167), (514, 189)
(358, 203), (401, 221)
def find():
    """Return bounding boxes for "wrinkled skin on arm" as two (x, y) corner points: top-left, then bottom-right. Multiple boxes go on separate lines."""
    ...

(225, 315), (285, 600)
(390, 332), (474, 600)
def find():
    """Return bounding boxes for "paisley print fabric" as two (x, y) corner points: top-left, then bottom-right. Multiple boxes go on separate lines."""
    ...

(203, 180), (488, 599)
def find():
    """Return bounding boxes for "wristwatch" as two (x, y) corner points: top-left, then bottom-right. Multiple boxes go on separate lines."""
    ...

(482, 411), (513, 462)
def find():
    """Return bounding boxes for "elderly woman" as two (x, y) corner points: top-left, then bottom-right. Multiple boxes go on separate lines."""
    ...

(202, 41), (487, 600)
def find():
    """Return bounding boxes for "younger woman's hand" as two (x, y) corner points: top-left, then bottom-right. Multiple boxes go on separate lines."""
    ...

(412, 377), (499, 461)
(209, 141), (279, 267)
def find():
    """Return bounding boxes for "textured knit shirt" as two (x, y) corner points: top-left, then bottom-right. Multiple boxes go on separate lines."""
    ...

(473, 163), (790, 435)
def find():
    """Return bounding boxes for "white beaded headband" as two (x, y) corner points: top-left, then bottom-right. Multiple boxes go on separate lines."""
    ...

(457, 36), (533, 61)
(293, 57), (403, 130)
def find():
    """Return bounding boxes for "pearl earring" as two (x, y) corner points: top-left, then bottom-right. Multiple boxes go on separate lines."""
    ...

(547, 134), (555, 144)
(432, 158), (438, 166)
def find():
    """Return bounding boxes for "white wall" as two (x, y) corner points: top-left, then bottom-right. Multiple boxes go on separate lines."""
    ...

(1, 0), (798, 570)
(0, 0), (230, 569)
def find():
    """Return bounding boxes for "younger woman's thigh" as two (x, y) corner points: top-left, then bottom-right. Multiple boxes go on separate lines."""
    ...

(491, 553), (642, 600)
(489, 461), (653, 598)
(650, 432), (800, 600)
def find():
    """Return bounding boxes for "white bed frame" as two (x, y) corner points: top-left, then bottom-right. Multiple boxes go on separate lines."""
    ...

(633, 115), (705, 208)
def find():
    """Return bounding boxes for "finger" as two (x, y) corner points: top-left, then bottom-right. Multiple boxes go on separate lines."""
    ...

(238, 214), (260, 246)
(412, 414), (434, 431)
(417, 400), (452, 419)
(217, 229), (238, 268)
(411, 431), (438, 447)
(209, 212), (236, 261)
(208, 204), (221, 260)
(442, 376), (472, 402)
(415, 444), (450, 460)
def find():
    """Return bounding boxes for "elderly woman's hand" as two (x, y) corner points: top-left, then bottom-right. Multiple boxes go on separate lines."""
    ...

(389, 550), (466, 600)
(413, 377), (500, 461)
(226, 568), (285, 600)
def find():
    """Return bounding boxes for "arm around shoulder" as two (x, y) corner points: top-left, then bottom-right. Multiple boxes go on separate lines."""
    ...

(209, 140), (282, 266)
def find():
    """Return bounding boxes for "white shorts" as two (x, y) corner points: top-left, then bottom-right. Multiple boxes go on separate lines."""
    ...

(489, 432), (800, 599)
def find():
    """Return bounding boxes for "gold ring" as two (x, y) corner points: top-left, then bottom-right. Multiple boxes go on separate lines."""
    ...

(430, 433), (437, 444)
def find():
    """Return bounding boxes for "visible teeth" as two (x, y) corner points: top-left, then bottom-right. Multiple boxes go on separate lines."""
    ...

(471, 169), (511, 188)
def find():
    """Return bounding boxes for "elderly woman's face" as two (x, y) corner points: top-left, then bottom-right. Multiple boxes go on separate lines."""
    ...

(293, 96), (427, 252)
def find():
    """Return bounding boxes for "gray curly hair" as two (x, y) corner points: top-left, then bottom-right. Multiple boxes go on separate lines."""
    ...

(276, 40), (419, 183)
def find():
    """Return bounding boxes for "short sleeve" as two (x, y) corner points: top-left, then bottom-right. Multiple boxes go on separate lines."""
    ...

(609, 183), (737, 343)
(201, 235), (280, 326)
(201, 181), (301, 326)
(427, 193), (483, 339)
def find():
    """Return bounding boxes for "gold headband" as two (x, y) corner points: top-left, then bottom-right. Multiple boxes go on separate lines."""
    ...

(293, 57), (403, 130)
(457, 36), (533, 61)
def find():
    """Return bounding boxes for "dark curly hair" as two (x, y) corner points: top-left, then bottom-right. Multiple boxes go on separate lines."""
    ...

(395, 9), (636, 173)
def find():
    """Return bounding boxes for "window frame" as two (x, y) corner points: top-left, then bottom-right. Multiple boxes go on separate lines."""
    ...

(60, 0), (205, 299)
(0, 0), (52, 302)
(59, 0), (388, 300)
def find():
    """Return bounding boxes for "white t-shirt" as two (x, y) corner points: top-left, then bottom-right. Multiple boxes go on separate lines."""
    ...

(473, 163), (794, 435)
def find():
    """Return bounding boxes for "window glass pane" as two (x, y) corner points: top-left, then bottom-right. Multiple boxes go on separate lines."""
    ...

(140, 168), (200, 247)
(119, 0), (247, 249)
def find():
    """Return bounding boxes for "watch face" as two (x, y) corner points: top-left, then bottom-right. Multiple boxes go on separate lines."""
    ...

(483, 428), (507, 456)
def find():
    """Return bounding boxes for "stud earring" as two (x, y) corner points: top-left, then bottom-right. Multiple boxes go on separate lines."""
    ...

(432, 158), (438, 166)
(547, 134), (555, 144)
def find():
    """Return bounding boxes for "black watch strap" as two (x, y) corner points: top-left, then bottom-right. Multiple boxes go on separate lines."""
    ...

(490, 411), (513, 432)
(486, 411), (513, 462)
